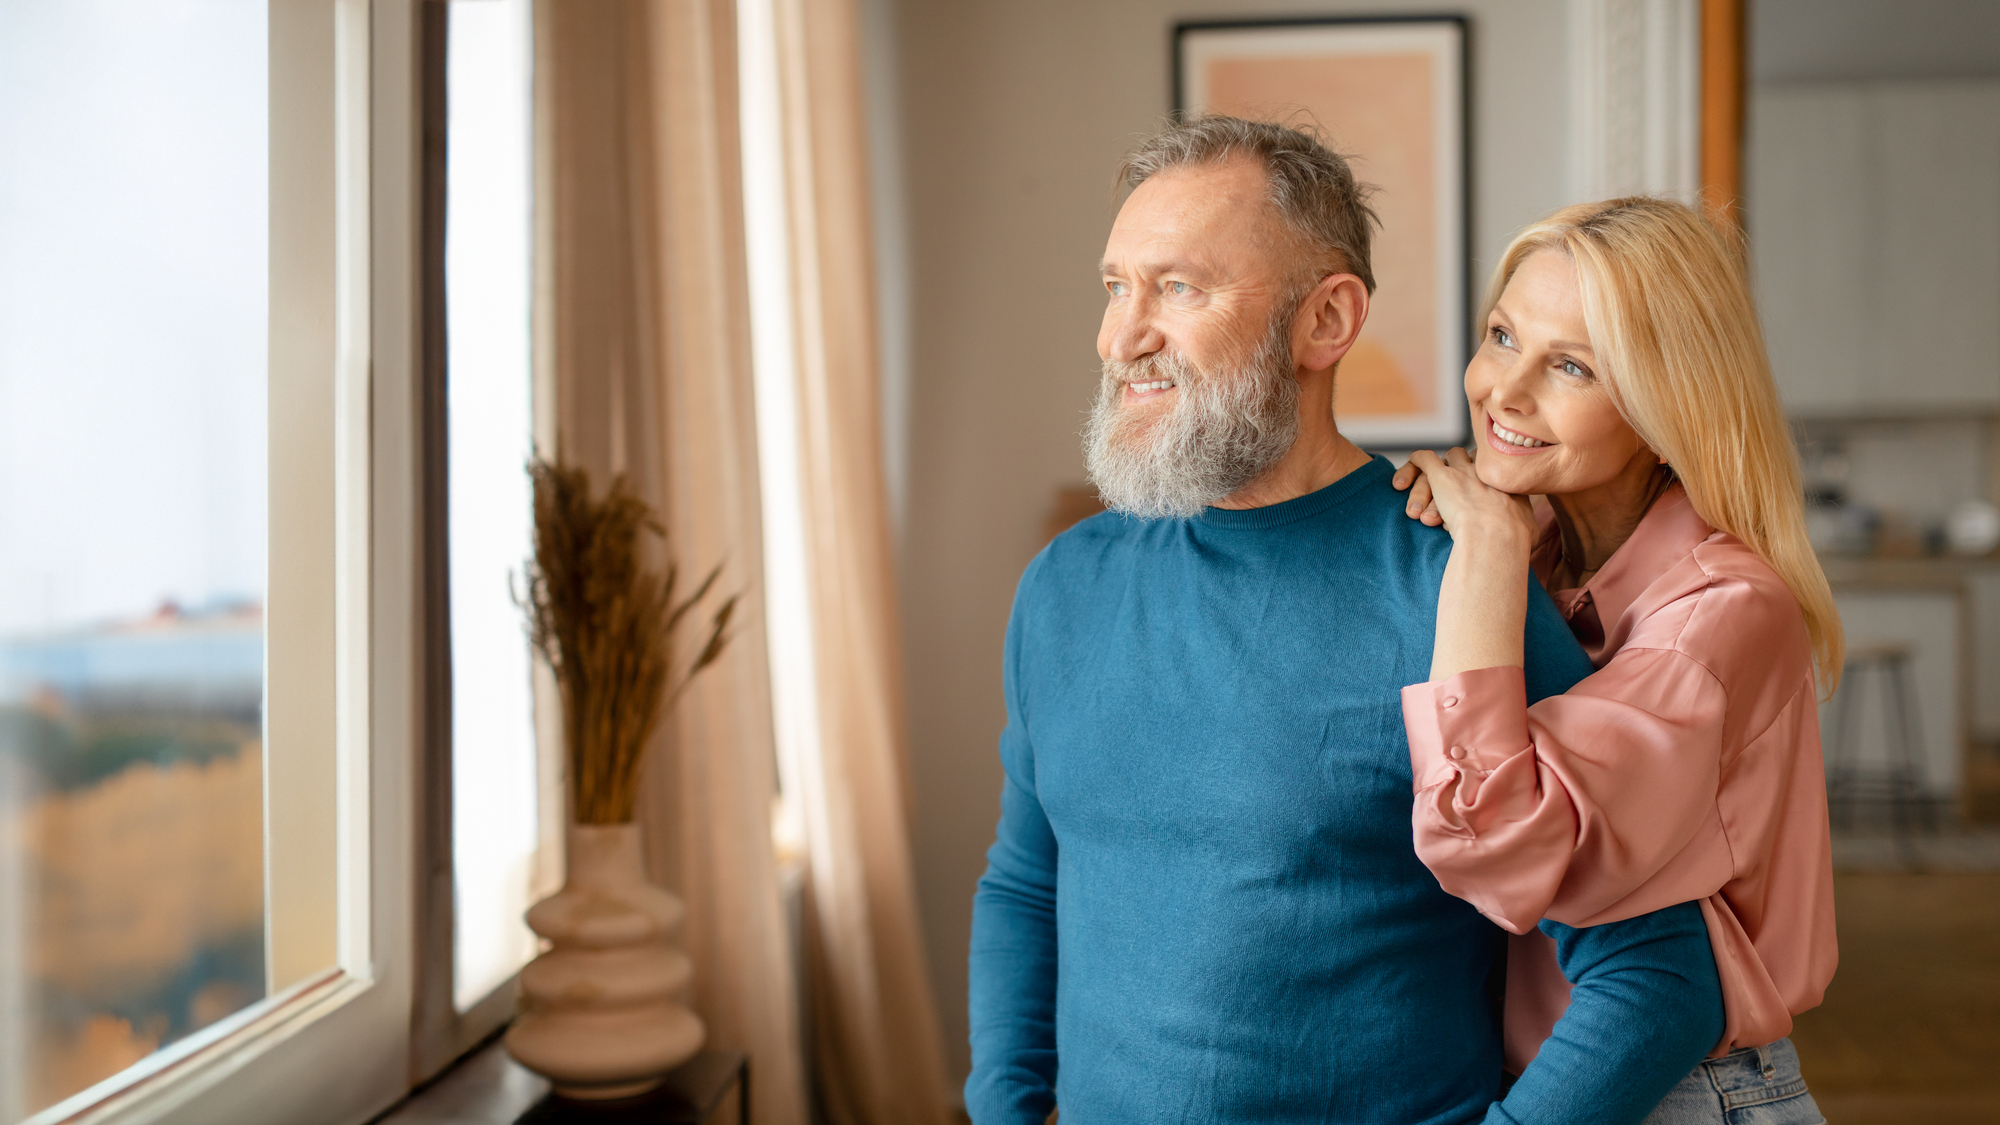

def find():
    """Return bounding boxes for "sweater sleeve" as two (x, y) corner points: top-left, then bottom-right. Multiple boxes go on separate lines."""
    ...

(964, 577), (1059, 1125)
(1485, 901), (1725, 1125)
(1400, 647), (1732, 934)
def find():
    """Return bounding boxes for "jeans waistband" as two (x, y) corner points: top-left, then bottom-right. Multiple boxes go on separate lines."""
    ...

(1703, 1039), (1810, 1109)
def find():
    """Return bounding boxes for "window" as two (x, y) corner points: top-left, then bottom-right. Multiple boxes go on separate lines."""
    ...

(442, 0), (547, 1016)
(0, 1), (562, 1116)
(0, 2), (269, 1116)
(0, 3), (423, 1121)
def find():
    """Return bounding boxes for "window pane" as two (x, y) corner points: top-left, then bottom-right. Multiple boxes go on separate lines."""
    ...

(447, 0), (541, 1012)
(0, 1), (268, 1118)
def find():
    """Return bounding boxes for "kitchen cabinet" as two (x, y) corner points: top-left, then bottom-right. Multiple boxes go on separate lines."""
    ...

(1749, 79), (2000, 415)
(1751, 85), (1870, 413)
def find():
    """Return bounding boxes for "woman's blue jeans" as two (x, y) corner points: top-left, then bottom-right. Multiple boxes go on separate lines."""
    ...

(1641, 1038), (1824, 1125)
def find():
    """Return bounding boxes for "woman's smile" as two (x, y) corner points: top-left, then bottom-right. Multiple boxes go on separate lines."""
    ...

(1484, 413), (1554, 455)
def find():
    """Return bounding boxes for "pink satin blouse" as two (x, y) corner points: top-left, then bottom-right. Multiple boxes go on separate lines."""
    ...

(1400, 483), (1837, 1070)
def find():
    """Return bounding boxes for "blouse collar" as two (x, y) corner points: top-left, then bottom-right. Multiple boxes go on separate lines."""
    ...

(1533, 482), (1713, 664)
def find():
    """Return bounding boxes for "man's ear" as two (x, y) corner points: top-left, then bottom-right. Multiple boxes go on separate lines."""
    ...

(1292, 273), (1370, 374)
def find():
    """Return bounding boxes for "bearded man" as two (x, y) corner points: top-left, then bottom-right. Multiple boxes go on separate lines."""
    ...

(965, 117), (1725, 1125)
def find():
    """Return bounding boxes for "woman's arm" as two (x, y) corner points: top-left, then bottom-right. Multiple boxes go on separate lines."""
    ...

(1396, 451), (1738, 931)
(1401, 650), (1732, 932)
(1432, 514), (1532, 679)
(1398, 448), (1541, 681)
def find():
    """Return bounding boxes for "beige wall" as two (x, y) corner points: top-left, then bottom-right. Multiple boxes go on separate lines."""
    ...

(870, 0), (1577, 1087)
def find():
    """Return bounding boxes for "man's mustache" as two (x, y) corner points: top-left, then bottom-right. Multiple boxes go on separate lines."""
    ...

(1104, 350), (1199, 393)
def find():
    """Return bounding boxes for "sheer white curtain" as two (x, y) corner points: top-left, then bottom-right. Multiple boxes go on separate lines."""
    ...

(539, 2), (807, 1122)
(539, 0), (952, 1119)
(737, 0), (953, 1120)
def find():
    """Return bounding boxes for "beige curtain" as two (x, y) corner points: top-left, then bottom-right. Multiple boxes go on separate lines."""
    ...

(756, 0), (954, 1122)
(541, 1), (951, 1121)
(539, 3), (808, 1123)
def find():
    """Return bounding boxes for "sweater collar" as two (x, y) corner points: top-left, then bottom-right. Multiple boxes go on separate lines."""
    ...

(1196, 456), (1391, 530)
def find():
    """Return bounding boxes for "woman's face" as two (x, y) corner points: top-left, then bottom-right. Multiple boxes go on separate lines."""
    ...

(1464, 249), (1654, 497)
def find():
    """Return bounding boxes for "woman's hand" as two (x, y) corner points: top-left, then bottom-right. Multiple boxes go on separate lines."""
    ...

(1401, 447), (1537, 547)
(1391, 455), (1444, 526)
(1409, 447), (1538, 680)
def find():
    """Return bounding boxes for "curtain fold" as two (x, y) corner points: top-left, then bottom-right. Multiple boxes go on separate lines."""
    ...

(540, 3), (808, 1123)
(542, 1), (951, 1120)
(757, 0), (955, 1121)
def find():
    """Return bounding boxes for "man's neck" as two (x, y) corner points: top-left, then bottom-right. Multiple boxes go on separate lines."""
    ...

(1212, 409), (1373, 510)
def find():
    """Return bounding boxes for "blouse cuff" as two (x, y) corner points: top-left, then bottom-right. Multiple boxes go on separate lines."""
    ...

(1400, 665), (1533, 781)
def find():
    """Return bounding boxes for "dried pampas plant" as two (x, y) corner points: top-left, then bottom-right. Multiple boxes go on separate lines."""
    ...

(519, 459), (737, 824)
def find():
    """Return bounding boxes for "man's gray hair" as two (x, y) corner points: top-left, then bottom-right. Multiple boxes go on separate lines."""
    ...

(1118, 115), (1380, 294)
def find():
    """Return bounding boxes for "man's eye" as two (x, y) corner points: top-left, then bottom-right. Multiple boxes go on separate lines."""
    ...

(1107, 281), (1128, 296)
(1167, 281), (1191, 295)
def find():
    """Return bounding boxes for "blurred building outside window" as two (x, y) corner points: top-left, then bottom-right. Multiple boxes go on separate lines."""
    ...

(0, 2), (268, 1118)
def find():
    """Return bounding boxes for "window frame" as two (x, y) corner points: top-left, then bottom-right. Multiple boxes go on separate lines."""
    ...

(407, 0), (548, 1079)
(35, 2), (424, 1122)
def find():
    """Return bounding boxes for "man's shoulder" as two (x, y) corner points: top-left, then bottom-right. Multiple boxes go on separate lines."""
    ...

(1014, 508), (1146, 602)
(1019, 465), (1459, 584)
(1334, 468), (1456, 572)
(1041, 508), (1145, 565)
(1053, 505), (1143, 546)
(1225, 457), (1457, 565)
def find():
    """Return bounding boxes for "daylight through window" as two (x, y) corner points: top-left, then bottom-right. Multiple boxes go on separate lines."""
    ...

(0, 2), (269, 1117)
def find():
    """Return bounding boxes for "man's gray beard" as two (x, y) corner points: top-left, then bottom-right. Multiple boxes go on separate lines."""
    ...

(1083, 317), (1300, 520)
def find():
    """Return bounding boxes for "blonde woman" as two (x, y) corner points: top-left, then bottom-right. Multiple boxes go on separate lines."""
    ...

(1393, 198), (1837, 1124)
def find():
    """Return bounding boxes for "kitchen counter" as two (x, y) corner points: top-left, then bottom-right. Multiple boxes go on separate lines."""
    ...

(1819, 552), (2000, 590)
(1813, 556), (2000, 802)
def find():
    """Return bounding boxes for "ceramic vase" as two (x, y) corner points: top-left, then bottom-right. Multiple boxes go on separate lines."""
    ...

(504, 822), (705, 1099)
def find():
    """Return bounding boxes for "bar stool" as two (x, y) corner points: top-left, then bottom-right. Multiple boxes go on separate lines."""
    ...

(1825, 643), (1935, 842)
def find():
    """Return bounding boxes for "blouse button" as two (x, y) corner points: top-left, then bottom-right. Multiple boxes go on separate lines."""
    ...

(1447, 746), (1468, 761)
(1441, 695), (1460, 708)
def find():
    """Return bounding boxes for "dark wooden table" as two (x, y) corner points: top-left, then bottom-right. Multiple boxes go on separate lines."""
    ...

(370, 1042), (747, 1125)
(514, 1051), (748, 1125)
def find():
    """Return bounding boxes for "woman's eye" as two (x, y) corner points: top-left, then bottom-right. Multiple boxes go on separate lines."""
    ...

(1489, 326), (1514, 348)
(1560, 359), (1592, 380)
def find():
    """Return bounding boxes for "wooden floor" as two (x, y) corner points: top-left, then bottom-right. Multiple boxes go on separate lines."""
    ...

(1791, 872), (2000, 1124)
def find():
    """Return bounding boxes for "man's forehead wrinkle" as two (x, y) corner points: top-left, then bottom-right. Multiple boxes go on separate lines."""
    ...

(1102, 212), (1231, 276)
(1105, 182), (1284, 286)
(1122, 162), (1272, 232)
(1111, 239), (1228, 280)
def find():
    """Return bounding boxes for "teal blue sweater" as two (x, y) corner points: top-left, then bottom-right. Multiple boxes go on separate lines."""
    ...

(966, 457), (1723, 1124)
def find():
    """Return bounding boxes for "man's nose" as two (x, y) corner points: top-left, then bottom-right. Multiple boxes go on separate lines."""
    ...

(1101, 296), (1166, 364)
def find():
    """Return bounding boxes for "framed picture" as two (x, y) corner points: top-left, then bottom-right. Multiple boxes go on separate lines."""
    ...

(1175, 16), (1470, 449)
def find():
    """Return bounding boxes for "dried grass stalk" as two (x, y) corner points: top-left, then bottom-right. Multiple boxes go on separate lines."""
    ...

(519, 460), (737, 824)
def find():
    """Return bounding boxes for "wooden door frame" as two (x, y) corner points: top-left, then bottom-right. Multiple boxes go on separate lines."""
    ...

(1701, 0), (1748, 221)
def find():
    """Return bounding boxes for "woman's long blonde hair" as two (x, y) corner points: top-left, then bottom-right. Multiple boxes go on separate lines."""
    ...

(1487, 198), (1844, 695)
